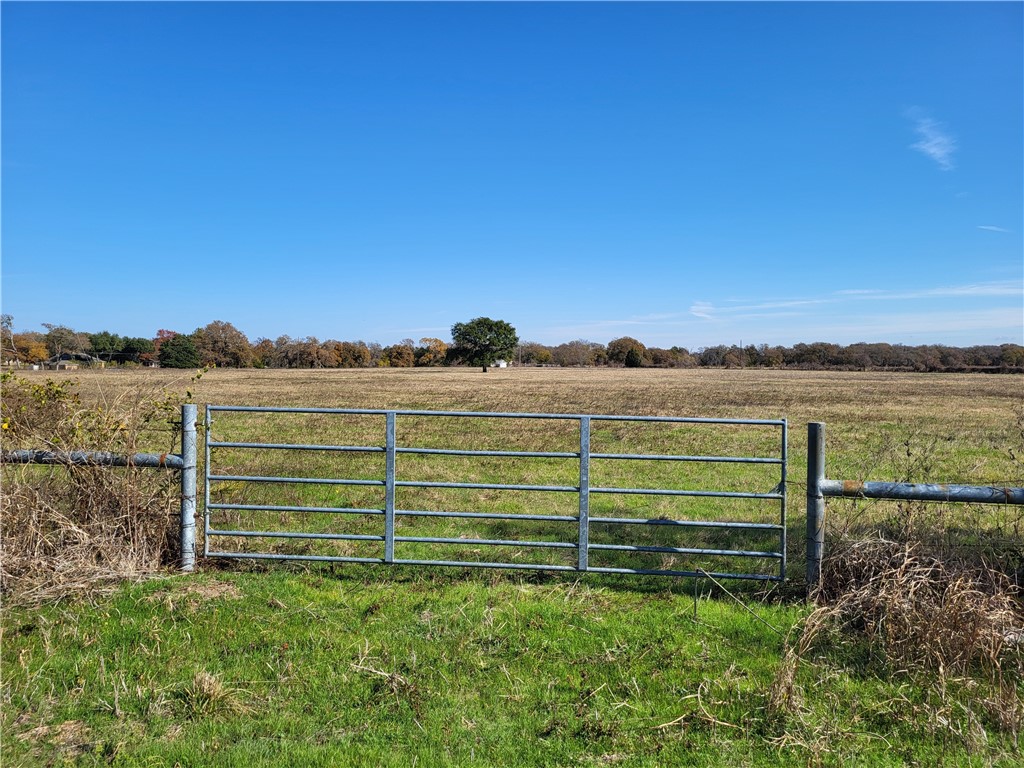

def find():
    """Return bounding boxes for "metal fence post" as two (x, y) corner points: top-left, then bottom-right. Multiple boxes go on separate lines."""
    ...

(180, 403), (198, 572)
(780, 420), (788, 582)
(578, 416), (590, 571)
(806, 422), (826, 593)
(385, 411), (396, 563)
(204, 405), (212, 559)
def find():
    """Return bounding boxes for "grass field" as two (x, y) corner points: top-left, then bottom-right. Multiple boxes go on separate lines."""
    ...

(19, 365), (1022, 477)
(2, 367), (1022, 766)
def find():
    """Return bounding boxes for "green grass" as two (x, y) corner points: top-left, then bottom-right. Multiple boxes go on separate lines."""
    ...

(4, 568), (1019, 767)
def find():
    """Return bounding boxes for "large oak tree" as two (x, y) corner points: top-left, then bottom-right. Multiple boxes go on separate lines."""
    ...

(450, 317), (518, 372)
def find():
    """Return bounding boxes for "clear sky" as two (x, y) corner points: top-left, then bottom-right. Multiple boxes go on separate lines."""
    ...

(2, 1), (1022, 349)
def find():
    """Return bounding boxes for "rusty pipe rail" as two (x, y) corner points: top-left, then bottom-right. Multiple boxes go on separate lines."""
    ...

(2, 449), (184, 468)
(806, 422), (1024, 591)
(1, 404), (199, 571)
(819, 479), (1024, 505)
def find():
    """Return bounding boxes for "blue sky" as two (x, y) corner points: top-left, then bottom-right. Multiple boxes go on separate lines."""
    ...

(2, 1), (1022, 348)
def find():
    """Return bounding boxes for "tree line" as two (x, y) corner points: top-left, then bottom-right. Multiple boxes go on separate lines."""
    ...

(2, 315), (1021, 372)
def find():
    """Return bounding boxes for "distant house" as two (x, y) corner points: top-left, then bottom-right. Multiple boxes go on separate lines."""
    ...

(493, 359), (508, 368)
(44, 352), (105, 370)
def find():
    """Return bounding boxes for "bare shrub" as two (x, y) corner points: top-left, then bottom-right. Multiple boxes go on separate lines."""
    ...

(1, 373), (186, 603)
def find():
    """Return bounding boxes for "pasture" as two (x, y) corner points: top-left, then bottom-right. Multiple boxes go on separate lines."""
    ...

(2, 367), (1022, 766)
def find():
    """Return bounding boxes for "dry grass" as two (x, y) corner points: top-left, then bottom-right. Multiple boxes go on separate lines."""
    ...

(810, 538), (1022, 677)
(1, 373), (187, 603)
(21, 366), (1020, 470)
(21, 366), (1018, 422)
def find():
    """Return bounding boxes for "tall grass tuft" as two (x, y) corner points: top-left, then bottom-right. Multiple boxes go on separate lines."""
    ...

(174, 670), (250, 719)
(0, 373), (187, 604)
(811, 538), (1022, 678)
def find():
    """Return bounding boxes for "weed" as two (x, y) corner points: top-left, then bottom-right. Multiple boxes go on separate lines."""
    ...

(1, 372), (187, 603)
(174, 670), (250, 718)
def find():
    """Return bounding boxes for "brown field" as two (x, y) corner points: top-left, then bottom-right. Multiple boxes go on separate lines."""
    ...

(14, 366), (1022, 484)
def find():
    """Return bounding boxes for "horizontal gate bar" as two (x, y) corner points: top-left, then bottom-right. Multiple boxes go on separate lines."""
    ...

(392, 558), (579, 571)
(204, 551), (776, 582)
(208, 503), (383, 515)
(395, 480), (578, 492)
(589, 566), (780, 581)
(207, 405), (785, 426)
(208, 529), (384, 542)
(207, 442), (780, 465)
(205, 509), (781, 527)
(207, 475), (780, 498)
(590, 487), (783, 499)
(592, 452), (782, 464)
(399, 447), (578, 459)
(209, 441), (383, 453)
(589, 543), (782, 558)
(208, 474), (383, 486)
(590, 517), (782, 530)
(207, 533), (782, 558)
(396, 510), (579, 523)
(209, 551), (383, 565)
(394, 536), (576, 549)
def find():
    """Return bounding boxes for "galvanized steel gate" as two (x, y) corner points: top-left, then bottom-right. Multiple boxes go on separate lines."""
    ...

(204, 407), (788, 581)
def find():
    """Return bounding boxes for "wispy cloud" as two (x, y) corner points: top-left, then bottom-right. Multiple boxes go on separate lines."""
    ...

(688, 281), (1022, 326)
(791, 308), (1023, 344)
(907, 108), (956, 171)
(689, 302), (715, 320)
(877, 281), (1023, 300)
(978, 225), (1011, 233)
(689, 298), (828, 320)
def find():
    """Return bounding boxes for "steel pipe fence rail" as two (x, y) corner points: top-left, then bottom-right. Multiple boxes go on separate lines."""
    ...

(805, 421), (1024, 590)
(0, 404), (199, 572)
(205, 406), (788, 582)
(2, 449), (184, 469)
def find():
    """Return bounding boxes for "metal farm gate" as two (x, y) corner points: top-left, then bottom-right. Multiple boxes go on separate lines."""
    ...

(204, 407), (788, 582)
